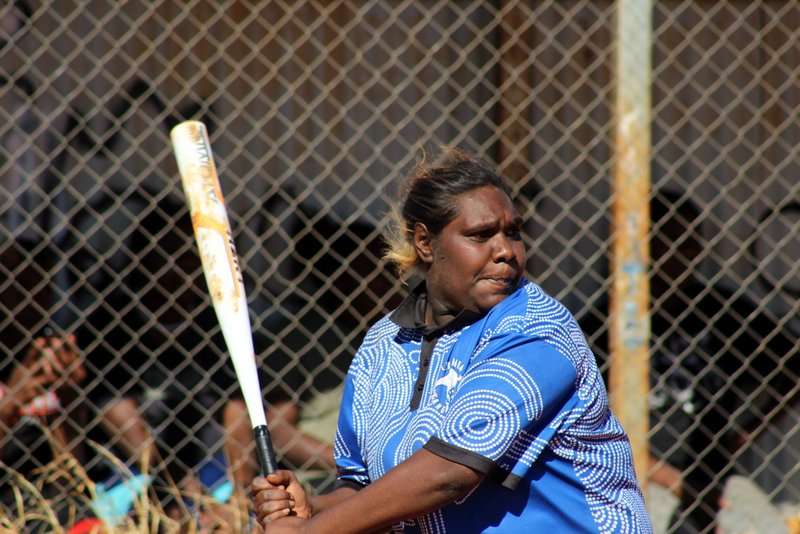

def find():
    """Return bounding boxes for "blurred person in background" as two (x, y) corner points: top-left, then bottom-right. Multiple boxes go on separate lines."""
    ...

(0, 236), (88, 529)
(76, 197), (254, 529)
(579, 189), (799, 533)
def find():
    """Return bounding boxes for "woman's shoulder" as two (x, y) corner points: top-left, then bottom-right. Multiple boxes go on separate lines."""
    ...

(479, 280), (589, 362)
(490, 279), (575, 332)
(358, 312), (403, 347)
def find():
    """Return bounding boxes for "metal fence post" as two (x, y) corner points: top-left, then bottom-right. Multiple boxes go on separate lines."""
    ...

(611, 0), (652, 497)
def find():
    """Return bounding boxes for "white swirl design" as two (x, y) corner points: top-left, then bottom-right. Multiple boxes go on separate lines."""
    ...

(335, 280), (652, 533)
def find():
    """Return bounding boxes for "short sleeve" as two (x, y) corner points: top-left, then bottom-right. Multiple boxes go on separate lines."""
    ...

(427, 334), (580, 488)
(332, 352), (371, 487)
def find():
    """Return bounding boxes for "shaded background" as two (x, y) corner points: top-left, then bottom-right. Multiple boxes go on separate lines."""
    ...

(1, 1), (798, 532)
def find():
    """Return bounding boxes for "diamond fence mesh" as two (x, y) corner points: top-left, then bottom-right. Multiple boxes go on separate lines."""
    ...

(1, 1), (798, 532)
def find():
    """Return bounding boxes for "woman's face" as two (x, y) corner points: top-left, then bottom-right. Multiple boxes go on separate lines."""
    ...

(420, 185), (525, 324)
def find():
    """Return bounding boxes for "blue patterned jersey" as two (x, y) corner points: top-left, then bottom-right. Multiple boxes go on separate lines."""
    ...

(335, 279), (653, 533)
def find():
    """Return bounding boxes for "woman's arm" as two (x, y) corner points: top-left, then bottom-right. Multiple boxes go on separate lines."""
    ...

(227, 396), (337, 493)
(50, 333), (86, 455)
(0, 338), (60, 445)
(267, 400), (336, 470)
(255, 447), (485, 533)
(649, 456), (682, 498)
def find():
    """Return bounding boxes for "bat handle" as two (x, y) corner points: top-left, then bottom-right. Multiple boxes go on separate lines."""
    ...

(253, 424), (278, 476)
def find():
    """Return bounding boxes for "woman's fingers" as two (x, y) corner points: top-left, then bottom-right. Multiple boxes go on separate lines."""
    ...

(52, 333), (86, 384)
(254, 487), (297, 523)
(28, 333), (83, 383)
(46, 335), (75, 371)
(19, 339), (57, 385)
(264, 509), (293, 524)
(252, 472), (301, 524)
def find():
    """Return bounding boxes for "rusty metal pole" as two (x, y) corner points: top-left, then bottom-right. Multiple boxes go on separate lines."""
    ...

(495, 1), (534, 185)
(611, 0), (652, 497)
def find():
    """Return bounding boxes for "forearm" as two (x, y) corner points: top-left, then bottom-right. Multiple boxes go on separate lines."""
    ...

(0, 397), (15, 427)
(0, 381), (23, 458)
(308, 486), (358, 514)
(648, 457), (682, 498)
(0, 385), (17, 447)
(273, 425), (335, 471)
(0, 399), (12, 453)
(304, 448), (483, 533)
(268, 401), (335, 471)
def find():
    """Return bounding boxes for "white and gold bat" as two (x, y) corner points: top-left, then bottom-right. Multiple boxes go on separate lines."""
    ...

(170, 120), (277, 475)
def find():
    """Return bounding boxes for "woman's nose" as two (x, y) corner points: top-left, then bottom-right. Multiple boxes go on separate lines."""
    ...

(493, 234), (515, 262)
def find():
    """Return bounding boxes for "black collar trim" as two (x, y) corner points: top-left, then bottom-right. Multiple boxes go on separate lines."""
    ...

(391, 280), (483, 337)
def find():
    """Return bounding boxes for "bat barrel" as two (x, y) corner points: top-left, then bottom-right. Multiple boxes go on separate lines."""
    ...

(171, 119), (277, 475)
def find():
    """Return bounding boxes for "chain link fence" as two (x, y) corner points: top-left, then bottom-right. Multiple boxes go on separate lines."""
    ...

(1, 1), (798, 532)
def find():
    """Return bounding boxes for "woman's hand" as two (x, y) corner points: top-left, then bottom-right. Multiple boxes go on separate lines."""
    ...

(252, 470), (312, 525)
(1, 333), (85, 423)
(16, 333), (84, 389)
(5, 338), (57, 399)
(48, 333), (86, 388)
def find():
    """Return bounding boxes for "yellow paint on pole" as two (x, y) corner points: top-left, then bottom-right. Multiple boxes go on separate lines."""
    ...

(612, 0), (652, 498)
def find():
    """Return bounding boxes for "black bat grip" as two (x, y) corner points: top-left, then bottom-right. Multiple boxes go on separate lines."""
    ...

(254, 424), (278, 476)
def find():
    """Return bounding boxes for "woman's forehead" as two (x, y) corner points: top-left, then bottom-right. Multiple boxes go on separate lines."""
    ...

(452, 186), (517, 218)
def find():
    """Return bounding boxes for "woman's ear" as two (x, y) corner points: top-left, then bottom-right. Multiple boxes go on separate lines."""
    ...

(413, 222), (434, 265)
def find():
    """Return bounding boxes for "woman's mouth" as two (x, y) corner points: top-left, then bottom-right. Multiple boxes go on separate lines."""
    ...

(481, 276), (517, 290)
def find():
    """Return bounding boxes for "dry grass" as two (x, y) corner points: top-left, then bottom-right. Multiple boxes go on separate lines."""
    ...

(0, 427), (251, 533)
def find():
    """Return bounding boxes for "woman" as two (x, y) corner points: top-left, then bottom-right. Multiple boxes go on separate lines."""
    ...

(0, 237), (88, 530)
(252, 147), (652, 533)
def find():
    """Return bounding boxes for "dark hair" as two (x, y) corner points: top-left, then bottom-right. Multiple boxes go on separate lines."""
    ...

(385, 146), (512, 279)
